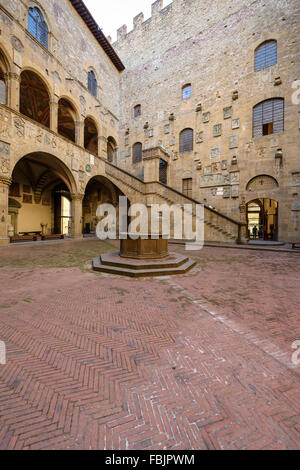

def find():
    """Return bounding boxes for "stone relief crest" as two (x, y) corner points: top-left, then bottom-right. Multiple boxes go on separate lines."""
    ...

(14, 117), (25, 137)
(0, 157), (10, 175)
(10, 35), (24, 53)
(247, 175), (279, 191)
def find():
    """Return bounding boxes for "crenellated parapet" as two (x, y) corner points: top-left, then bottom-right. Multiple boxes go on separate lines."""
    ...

(115, 0), (190, 45)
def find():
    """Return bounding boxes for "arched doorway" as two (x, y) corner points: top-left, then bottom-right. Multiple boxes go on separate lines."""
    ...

(247, 198), (278, 241)
(10, 153), (76, 238)
(20, 70), (50, 127)
(83, 176), (125, 235)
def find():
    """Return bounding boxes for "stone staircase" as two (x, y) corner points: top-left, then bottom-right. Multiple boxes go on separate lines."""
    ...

(104, 160), (245, 244)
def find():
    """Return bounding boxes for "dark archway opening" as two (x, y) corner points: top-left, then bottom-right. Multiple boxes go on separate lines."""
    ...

(20, 70), (50, 127)
(107, 136), (117, 163)
(83, 176), (126, 235)
(10, 153), (75, 239)
(84, 117), (98, 155)
(58, 98), (76, 142)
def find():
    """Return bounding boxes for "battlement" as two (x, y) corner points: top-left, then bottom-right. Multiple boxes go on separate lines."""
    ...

(115, 0), (190, 44)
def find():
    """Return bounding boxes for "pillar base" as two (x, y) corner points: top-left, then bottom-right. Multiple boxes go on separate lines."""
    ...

(70, 234), (83, 240)
(0, 237), (10, 246)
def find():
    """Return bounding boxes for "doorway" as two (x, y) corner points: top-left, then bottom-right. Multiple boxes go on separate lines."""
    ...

(247, 198), (278, 241)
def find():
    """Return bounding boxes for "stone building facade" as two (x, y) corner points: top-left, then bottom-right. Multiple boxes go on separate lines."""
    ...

(0, 0), (299, 246)
(115, 0), (300, 242)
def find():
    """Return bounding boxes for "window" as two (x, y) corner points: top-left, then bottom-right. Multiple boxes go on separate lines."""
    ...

(134, 104), (141, 118)
(182, 84), (191, 100)
(28, 7), (48, 48)
(253, 98), (284, 138)
(255, 40), (277, 72)
(179, 128), (194, 153)
(182, 178), (192, 198)
(132, 142), (142, 164)
(159, 159), (168, 185)
(88, 70), (98, 97)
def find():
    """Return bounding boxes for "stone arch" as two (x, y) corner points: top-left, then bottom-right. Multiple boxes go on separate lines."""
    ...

(20, 66), (52, 94)
(57, 97), (78, 143)
(246, 174), (279, 192)
(107, 136), (117, 163)
(10, 152), (78, 236)
(58, 94), (80, 121)
(82, 174), (127, 234)
(20, 69), (51, 127)
(84, 116), (99, 155)
(12, 151), (78, 194)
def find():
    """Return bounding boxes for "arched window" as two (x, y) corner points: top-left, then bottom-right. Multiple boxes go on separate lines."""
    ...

(179, 128), (194, 153)
(134, 104), (141, 118)
(58, 98), (76, 142)
(182, 84), (191, 100)
(255, 40), (277, 72)
(253, 98), (284, 137)
(88, 70), (97, 97)
(28, 7), (48, 49)
(132, 142), (142, 164)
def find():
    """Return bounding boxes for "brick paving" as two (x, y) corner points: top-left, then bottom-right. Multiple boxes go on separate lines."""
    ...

(0, 240), (299, 450)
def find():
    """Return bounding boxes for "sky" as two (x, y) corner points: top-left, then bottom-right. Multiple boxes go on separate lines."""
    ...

(83, 0), (172, 42)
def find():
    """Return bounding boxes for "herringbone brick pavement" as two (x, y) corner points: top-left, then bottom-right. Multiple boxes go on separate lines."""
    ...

(0, 241), (299, 450)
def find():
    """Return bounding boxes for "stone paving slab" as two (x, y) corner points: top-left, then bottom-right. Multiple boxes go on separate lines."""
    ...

(0, 241), (299, 450)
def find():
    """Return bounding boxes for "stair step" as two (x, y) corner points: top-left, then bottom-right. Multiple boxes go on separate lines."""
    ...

(92, 258), (197, 278)
(100, 252), (189, 270)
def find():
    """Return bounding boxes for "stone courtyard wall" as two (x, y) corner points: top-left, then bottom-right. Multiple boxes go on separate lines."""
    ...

(114, 0), (300, 241)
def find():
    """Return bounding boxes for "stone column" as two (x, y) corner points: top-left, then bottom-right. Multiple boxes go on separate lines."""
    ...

(71, 194), (84, 239)
(8, 71), (20, 112)
(50, 97), (59, 134)
(237, 197), (249, 244)
(0, 176), (11, 246)
(75, 120), (84, 148)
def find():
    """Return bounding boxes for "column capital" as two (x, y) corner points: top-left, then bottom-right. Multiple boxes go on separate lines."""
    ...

(50, 97), (59, 106)
(71, 193), (84, 202)
(0, 176), (12, 186)
(8, 72), (20, 82)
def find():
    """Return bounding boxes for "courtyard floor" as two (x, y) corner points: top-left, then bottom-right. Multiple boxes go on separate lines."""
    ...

(0, 239), (299, 450)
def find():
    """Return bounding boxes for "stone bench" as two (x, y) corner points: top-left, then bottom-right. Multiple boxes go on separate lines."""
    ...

(10, 235), (37, 243)
(41, 234), (65, 241)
